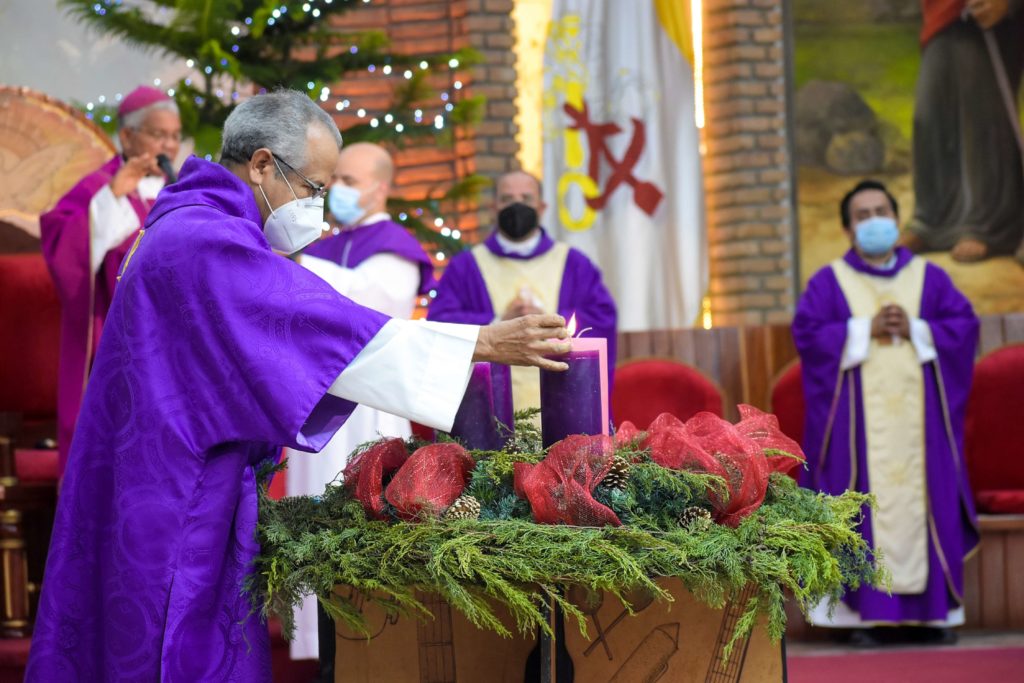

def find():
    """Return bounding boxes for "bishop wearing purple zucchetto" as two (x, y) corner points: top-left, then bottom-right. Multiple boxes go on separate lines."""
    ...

(40, 85), (182, 476)
(793, 179), (980, 644)
(25, 89), (571, 682)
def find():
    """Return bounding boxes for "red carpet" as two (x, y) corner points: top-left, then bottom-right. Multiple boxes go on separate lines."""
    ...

(788, 645), (1024, 683)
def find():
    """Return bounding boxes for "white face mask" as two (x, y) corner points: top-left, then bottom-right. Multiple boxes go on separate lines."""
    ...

(258, 161), (325, 254)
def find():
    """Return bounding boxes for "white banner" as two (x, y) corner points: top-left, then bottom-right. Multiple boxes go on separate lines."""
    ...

(542, 0), (705, 331)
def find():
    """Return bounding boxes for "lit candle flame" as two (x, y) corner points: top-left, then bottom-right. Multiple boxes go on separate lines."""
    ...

(566, 313), (577, 337)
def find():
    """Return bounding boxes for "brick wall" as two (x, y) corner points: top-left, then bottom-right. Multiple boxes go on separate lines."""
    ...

(326, 0), (519, 260)
(702, 0), (797, 326)
(465, 0), (521, 229)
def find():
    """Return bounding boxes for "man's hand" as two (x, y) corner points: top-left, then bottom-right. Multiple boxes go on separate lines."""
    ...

(475, 314), (571, 371)
(501, 297), (545, 321)
(110, 154), (159, 197)
(967, 0), (1010, 29)
(871, 304), (910, 340)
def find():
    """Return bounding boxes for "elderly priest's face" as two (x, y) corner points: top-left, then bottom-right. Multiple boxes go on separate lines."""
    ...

(240, 125), (335, 228)
(120, 108), (183, 165)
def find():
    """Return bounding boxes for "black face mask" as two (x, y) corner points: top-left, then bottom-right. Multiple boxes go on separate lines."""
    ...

(497, 202), (539, 240)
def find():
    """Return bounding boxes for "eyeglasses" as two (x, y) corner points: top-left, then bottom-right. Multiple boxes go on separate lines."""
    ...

(137, 127), (183, 143)
(272, 153), (327, 200)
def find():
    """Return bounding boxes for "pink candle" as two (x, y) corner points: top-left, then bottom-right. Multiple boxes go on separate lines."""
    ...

(539, 317), (609, 447)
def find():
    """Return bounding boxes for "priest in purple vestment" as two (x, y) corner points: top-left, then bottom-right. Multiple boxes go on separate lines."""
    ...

(428, 170), (617, 415)
(39, 85), (181, 476)
(793, 179), (979, 643)
(25, 90), (570, 682)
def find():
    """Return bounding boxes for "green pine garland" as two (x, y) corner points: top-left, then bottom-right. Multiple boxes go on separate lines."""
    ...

(249, 419), (884, 652)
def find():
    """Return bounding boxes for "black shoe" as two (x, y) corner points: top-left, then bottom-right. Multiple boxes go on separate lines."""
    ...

(928, 627), (958, 645)
(848, 629), (882, 648)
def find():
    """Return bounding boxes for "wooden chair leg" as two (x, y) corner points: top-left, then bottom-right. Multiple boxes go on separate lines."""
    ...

(0, 509), (31, 637)
(0, 424), (35, 637)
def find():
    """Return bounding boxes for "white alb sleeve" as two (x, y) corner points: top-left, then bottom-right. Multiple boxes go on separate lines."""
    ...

(88, 185), (141, 275)
(327, 319), (479, 431)
(909, 318), (938, 364)
(840, 317), (872, 370)
(301, 253), (419, 318)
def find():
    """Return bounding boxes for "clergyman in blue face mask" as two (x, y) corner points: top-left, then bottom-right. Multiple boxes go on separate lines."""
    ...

(792, 179), (980, 645)
(285, 141), (436, 662)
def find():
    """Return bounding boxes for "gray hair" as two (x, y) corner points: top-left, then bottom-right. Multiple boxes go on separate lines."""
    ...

(119, 100), (180, 131)
(219, 89), (341, 168)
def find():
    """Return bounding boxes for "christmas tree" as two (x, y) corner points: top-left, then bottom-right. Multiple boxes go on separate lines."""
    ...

(61, 0), (488, 256)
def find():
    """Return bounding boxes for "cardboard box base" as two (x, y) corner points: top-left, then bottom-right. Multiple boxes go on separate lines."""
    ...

(332, 579), (784, 682)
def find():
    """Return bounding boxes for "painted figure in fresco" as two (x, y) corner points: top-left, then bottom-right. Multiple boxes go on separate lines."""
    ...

(903, 0), (1024, 262)
(795, 180), (979, 643)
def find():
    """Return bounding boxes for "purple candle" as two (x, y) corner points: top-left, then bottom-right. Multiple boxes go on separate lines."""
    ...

(539, 337), (609, 448)
(448, 362), (503, 451)
(491, 363), (514, 447)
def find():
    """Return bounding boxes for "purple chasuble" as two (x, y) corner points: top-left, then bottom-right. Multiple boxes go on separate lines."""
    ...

(39, 155), (152, 475)
(26, 157), (389, 682)
(428, 229), (618, 387)
(792, 247), (979, 623)
(302, 217), (437, 295)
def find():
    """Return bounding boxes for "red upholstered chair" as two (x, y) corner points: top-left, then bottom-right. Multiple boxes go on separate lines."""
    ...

(0, 254), (62, 637)
(768, 361), (804, 482)
(611, 358), (724, 429)
(964, 344), (1024, 514)
(769, 361), (804, 446)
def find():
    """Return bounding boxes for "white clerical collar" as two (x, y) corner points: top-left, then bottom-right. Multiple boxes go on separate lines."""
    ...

(877, 253), (898, 270)
(137, 176), (165, 201)
(333, 211), (390, 235)
(359, 211), (390, 226)
(495, 229), (542, 256)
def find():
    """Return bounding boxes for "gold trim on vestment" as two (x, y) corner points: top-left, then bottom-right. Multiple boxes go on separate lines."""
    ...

(831, 257), (928, 594)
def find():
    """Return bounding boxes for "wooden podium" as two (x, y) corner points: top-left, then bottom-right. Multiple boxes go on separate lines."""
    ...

(331, 579), (785, 682)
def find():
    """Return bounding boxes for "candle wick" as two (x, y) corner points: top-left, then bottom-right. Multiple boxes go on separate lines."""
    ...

(575, 326), (593, 338)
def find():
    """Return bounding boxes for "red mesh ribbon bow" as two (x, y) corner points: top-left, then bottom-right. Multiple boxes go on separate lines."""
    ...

(343, 438), (410, 520)
(385, 443), (476, 521)
(640, 413), (729, 477)
(734, 404), (806, 475)
(636, 411), (781, 527)
(513, 435), (622, 527)
(684, 412), (770, 527)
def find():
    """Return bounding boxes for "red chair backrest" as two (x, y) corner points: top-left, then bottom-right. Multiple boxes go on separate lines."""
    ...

(769, 361), (804, 446)
(612, 358), (723, 428)
(964, 344), (1024, 494)
(0, 254), (60, 417)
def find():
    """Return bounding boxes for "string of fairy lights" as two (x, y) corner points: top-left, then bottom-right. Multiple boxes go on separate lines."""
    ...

(82, 0), (463, 137)
(78, 0), (471, 303)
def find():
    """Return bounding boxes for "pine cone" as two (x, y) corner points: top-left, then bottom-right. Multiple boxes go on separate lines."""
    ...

(601, 456), (631, 490)
(443, 494), (481, 521)
(677, 506), (712, 531)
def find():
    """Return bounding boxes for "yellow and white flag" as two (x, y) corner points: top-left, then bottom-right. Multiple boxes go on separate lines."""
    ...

(543, 0), (705, 331)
